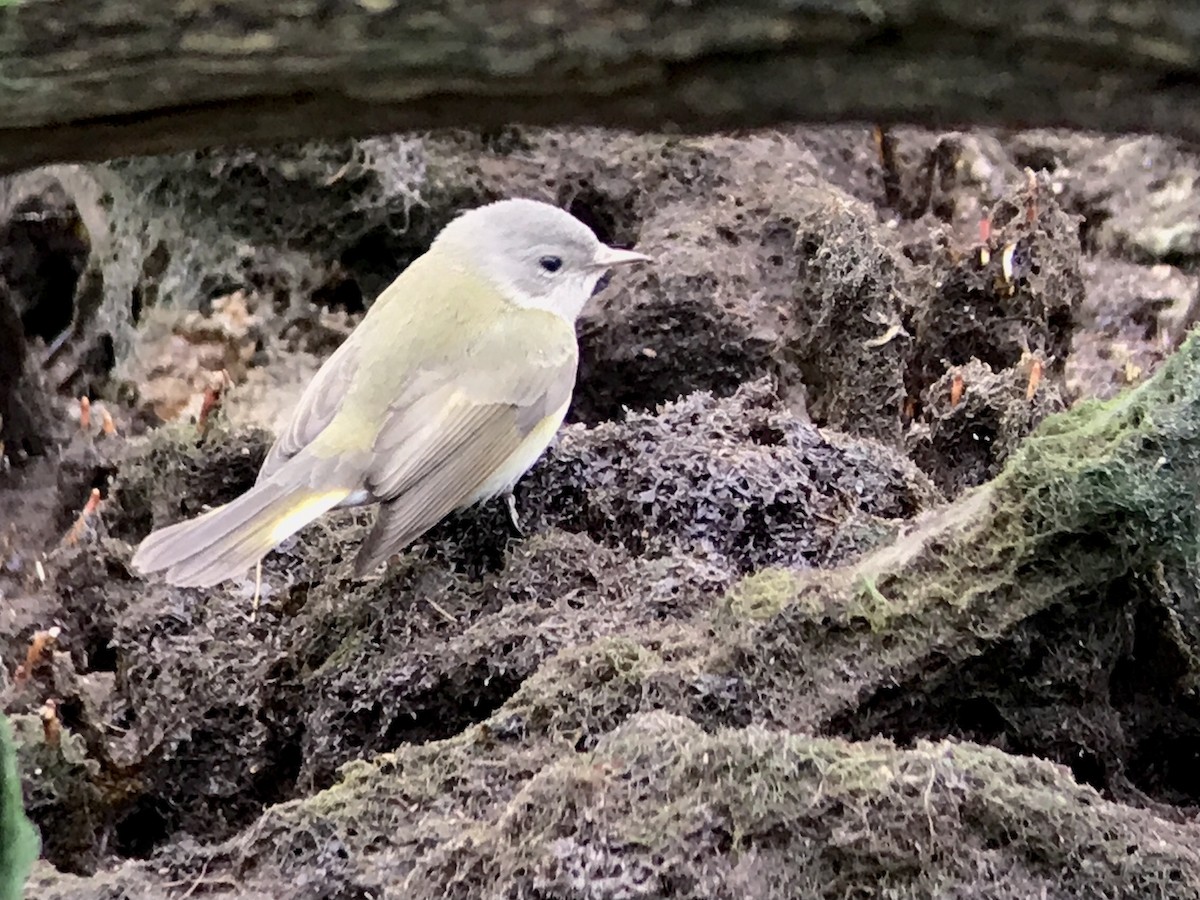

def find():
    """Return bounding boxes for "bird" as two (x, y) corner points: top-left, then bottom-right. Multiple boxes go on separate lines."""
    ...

(130, 198), (650, 588)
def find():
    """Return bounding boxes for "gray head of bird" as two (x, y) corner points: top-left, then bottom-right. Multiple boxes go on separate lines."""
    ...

(432, 198), (651, 321)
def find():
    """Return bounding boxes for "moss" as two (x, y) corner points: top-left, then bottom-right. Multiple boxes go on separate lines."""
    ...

(71, 687), (1200, 899)
(108, 418), (271, 540)
(909, 357), (1068, 495)
(720, 568), (803, 621)
(502, 637), (667, 746)
(782, 187), (912, 446)
(395, 712), (1200, 898)
(22, 125), (1200, 895)
(10, 714), (102, 874)
(997, 357), (1200, 568)
(681, 330), (1200, 757)
(845, 571), (907, 631)
(40, 326), (1200, 891)
(520, 378), (937, 574)
(908, 324), (1200, 600)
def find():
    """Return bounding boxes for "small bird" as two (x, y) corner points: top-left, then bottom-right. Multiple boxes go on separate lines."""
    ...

(131, 198), (650, 587)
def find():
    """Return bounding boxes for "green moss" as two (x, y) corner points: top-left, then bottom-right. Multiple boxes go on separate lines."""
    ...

(904, 327), (1200, 611)
(502, 637), (665, 745)
(720, 568), (803, 620)
(845, 571), (904, 631)
(996, 348), (1200, 571)
(706, 330), (1200, 742)
(391, 712), (1200, 898)
(598, 637), (663, 680)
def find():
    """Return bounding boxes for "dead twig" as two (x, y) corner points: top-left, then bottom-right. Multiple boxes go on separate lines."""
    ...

(1026, 357), (1044, 401)
(61, 488), (102, 547)
(196, 370), (232, 438)
(14, 625), (61, 686)
(39, 699), (61, 748)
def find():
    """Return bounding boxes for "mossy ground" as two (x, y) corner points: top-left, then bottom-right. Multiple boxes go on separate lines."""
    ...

(3, 125), (1200, 897)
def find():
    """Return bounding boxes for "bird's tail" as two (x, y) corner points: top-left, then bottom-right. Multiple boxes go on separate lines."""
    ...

(130, 476), (354, 588)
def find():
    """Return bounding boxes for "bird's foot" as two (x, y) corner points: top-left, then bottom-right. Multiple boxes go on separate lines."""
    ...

(504, 490), (523, 535)
(250, 559), (263, 621)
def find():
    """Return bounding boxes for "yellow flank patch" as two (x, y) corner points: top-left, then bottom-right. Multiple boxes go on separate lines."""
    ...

(266, 490), (352, 545)
(470, 400), (570, 503)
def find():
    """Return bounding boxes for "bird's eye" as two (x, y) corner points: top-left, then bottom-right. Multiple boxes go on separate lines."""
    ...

(539, 256), (563, 273)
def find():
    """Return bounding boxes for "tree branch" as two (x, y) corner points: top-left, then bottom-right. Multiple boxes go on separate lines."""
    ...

(1, 1), (1199, 172)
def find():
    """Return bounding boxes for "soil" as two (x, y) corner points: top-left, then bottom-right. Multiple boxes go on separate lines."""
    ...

(4, 125), (1200, 897)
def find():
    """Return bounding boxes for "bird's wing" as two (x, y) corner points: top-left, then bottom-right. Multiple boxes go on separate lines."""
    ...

(352, 317), (576, 576)
(257, 255), (495, 482)
(257, 331), (363, 482)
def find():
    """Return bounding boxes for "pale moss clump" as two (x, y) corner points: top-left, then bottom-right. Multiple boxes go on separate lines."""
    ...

(718, 566), (907, 630)
(720, 564), (911, 636)
(719, 568), (806, 621)
(598, 637), (663, 680)
(499, 637), (666, 745)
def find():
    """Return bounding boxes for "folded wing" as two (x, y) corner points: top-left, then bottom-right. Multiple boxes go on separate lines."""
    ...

(352, 320), (576, 576)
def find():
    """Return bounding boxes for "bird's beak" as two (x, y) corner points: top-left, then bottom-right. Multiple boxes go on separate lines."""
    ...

(593, 245), (652, 268)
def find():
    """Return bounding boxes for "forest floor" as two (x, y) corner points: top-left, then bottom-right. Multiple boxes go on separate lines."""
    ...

(4, 125), (1200, 897)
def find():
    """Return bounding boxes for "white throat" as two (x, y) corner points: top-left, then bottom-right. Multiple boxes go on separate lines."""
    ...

(492, 270), (606, 323)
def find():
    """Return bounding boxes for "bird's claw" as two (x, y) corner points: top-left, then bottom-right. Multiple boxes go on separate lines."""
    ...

(504, 491), (523, 535)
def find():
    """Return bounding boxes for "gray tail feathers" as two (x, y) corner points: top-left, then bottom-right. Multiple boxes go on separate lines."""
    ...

(130, 479), (352, 588)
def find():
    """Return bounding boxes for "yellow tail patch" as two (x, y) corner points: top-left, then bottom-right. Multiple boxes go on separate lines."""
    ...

(265, 489), (354, 545)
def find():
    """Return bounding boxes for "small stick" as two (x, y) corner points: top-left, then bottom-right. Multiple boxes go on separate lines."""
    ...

(873, 124), (902, 209)
(39, 699), (61, 748)
(1026, 358), (1044, 401)
(14, 626), (61, 686)
(196, 370), (231, 438)
(250, 560), (263, 622)
(1024, 167), (1039, 224)
(425, 597), (457, 624)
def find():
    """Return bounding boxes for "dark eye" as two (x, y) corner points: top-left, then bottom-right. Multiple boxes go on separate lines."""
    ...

(539, 256), (563, 273)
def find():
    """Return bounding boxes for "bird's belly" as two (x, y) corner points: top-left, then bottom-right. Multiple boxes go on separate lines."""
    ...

(465, 400), (570, 506)
(334, 488), (373, 510)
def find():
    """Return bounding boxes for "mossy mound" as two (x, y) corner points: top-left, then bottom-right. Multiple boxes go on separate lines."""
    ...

(406, 713), (1200, 899)
(8, 373), (933, 870)
(23, 319), (1200, 897)
(908, 358), (1067, 495)
(7, 126), (1200, 897)
(33, 709), (1200, 899)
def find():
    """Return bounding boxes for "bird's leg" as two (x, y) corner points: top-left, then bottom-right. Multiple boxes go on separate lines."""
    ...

(504, 490), (523, 535)
(250, 559), (263, 621)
